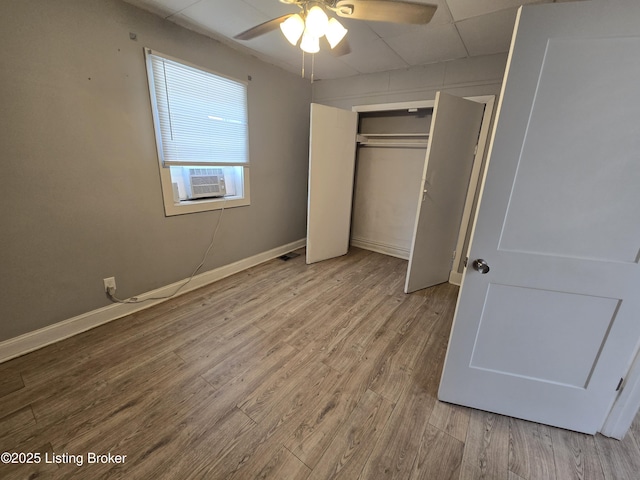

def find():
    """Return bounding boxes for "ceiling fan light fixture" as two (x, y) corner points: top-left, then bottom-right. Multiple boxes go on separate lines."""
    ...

(280, 14), (304, 45)
(300, 29), (320, 53)
(325, 17), (348, 49)
(305, 5), (329, 37)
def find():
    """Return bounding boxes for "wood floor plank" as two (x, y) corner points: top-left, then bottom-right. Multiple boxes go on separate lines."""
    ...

(306, 389), (395, 480)
(122, 408), (257, 480)
(172, 322), (265, 364)
(283, 258), (404, 357)
(595, 431), (640, 480)
(0, 369), (24, 399)
(56, 375), (225, 479)
(0, 406), (36, 442)
(359, 379), (436, 479)
(29, 351), (187, 427)
(318, 293), (406, 374)
(283, 342), (393, 470)
(53, 361), (215, 455)
(237, 348), (329, 423)
(283, 368), (367, 469)
(225, 442), (314, 480)
(270, 447), (313, 480)
(409, 424), (465, 480)
(248, 446), (311, 480)
(253, 249), (376, 334)
(0, 351), (188, 453)
(629, 408), (640, 452)
(222, 364), (340, 479)
(429, 400), (470, 443)
(366, 296), (437, 402)
(202, 338), (300, 413)
(550, 427), (604, 480)
(199, 336), (293, 391)
(508, 418), (556, 480)
(459, 409), (510, 480)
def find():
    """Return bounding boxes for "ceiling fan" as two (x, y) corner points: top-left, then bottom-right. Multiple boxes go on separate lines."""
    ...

(234, 0), (438, 56)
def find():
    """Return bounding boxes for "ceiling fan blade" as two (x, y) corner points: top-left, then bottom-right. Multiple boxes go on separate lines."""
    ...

(234, 14), (293, 41)
(335, 0), (437, 24)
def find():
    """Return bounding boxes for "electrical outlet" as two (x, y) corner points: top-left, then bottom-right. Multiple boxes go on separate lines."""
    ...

(103, 277), (116, 293)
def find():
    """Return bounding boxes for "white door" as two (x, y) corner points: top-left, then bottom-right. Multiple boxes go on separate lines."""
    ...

(439, 1), (640, 434)
(306, 103), (358, 264)
(405, 93), (484, 293)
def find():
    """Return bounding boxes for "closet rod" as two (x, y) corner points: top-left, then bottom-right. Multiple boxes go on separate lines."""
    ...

(359, 133), (430, 137)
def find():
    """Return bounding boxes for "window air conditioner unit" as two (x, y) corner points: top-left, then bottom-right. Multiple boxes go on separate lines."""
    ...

(182, 167), (226, 200)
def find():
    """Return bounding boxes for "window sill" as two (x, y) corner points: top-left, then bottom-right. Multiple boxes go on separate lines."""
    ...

(163, 195), (250, 216)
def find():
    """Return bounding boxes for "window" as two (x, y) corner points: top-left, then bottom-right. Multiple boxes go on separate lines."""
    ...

(144, 48), (250, 215)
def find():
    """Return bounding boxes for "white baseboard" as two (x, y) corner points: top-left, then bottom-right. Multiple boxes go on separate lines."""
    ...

(449, 270), (463, 286)
(350, 237), (410, 260)
(0, 239), (306, 364)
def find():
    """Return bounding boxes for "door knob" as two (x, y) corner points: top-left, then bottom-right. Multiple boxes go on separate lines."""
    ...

(473, 259), (490, 274)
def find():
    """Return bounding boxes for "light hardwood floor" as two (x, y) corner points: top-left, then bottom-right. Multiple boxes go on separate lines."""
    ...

(1, 248), (640, 479)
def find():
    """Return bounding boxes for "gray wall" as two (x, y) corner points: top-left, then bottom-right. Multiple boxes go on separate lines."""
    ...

(0, 0), (312, 342)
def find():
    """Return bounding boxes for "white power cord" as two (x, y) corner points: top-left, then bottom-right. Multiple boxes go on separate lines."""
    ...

(107, 199), (227, 304)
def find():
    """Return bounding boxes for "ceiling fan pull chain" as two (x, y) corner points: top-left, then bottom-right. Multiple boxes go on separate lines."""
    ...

(301, 50), (305, 78)
(311, 53), (315, 83)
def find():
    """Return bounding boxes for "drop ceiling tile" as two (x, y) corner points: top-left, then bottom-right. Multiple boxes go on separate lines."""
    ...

(124, 0), (202, 18)
(446, 0), (549, 21)
(456, 7), (518, 56)
(244, 36), (305, 66)
(367, 21), (426, 40)
(338, 18), (384, 46)
(242, 0), (298, 17)
(241, 0), (300, 18)
(385, 23), (467, 66)
(178, 0), (268, 37)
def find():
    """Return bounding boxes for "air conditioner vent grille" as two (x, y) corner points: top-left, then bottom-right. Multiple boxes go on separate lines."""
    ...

(183, 167), (226, 199)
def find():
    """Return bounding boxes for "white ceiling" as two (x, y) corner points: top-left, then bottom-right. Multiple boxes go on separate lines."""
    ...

(123, 0), (568, 80)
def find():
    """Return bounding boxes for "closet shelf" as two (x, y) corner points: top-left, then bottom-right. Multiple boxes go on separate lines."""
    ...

(358, 132), (429, 138)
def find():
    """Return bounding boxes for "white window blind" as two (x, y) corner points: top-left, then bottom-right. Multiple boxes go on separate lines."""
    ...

(145, 49), (249, 167)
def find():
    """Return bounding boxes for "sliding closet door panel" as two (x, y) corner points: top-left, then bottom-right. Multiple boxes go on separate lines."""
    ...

(306, 103), (358, 264)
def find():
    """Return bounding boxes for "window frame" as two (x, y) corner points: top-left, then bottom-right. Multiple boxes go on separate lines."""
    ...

(144, 48), (251, 216)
